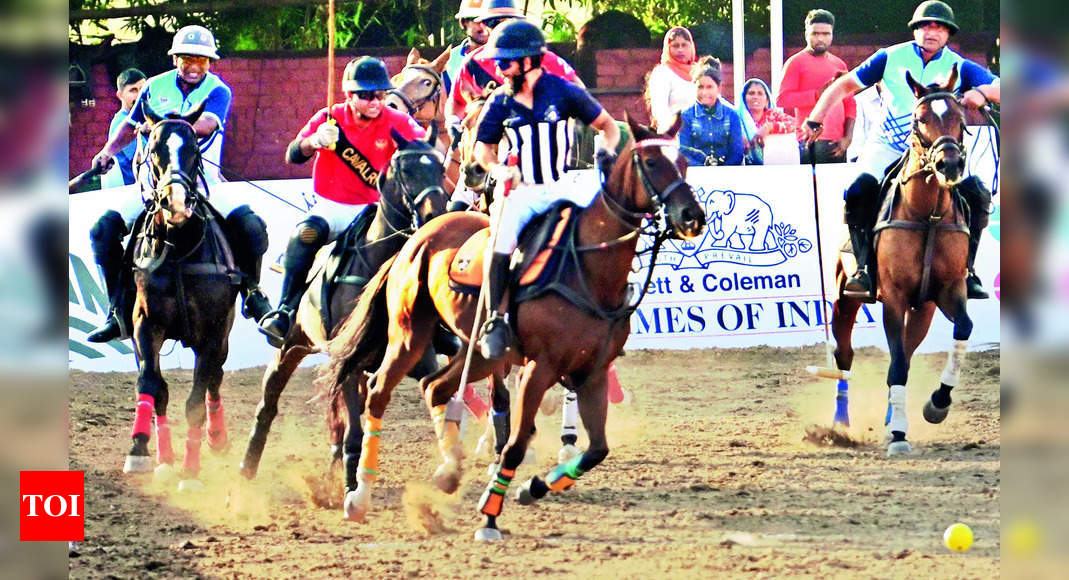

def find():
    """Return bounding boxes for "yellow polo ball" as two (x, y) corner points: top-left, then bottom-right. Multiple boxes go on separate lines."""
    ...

(943, 523), (973, 551)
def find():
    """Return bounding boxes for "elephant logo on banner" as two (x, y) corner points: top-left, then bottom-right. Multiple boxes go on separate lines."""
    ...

(639, 186), (813, 269)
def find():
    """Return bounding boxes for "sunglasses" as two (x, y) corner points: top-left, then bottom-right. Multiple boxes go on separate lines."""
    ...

(459, 17), (477, 26)
(177, 55), (210, 66)
(353, 90), (387, 101)
(482, 17), (509, 29)
(494, 58), (517, 70)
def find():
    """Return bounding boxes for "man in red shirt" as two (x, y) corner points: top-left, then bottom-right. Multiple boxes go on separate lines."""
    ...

(777, 9), (856, 164)
(258, 57), (427, 346)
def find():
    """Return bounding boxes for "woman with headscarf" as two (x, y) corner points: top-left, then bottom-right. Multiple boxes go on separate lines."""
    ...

(645, 27), (697, 132)
(739, 78), (796, 165)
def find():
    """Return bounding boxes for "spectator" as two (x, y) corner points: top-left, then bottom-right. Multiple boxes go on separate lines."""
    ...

(100, 68), (145, 189)
(778, 9), (855, 163)
(739, 78), (796, 165)
(678, 61), (744, 167)
(645, 27), (697, 132)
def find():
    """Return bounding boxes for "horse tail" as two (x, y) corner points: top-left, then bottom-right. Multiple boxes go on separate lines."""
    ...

(318, 254), (398, 404)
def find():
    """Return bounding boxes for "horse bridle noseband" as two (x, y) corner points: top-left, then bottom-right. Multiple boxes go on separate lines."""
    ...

(143, 118), (205, 216)
(627, 138), (689, 231)
(388, 65), (443, 117)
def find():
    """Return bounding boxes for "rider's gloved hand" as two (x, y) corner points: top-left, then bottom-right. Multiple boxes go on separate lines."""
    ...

(308, 122), (340, 149)
(489, 163), (521, 190)
(595, 147), (617, 179)
(91, 150), (115, 174)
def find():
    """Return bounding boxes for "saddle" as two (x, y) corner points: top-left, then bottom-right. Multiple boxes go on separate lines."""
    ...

(308, 206), (378, 333)
(449, 202), (579, 299)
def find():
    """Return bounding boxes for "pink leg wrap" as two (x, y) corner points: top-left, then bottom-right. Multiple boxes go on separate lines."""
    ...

(464, 382), (490, 422)
(184, 426), (203, 475)
(607, 364), (624, 405)
(206, 398), (227, 450)
(131, 394), (155, 438)
(155, 415), (175, 465)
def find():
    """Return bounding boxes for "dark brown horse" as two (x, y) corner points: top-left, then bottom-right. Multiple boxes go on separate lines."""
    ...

(830, 66), (973, 456)
(239, 139), (449, 484)
(122, 101), (240, 492)
(320, 117), (705, 538)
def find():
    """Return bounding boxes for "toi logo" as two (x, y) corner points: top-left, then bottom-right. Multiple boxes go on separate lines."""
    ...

(19, 471), (85, 541)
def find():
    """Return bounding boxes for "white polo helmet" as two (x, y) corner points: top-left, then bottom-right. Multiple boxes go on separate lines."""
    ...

(455, 0), (485, 20)
(168, 25), (220, 60)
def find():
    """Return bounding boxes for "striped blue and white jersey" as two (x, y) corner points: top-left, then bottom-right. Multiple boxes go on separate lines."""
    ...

(475, 73), (603, 184)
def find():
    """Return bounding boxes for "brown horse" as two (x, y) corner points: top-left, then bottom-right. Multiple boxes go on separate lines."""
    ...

(122, 101), (240, 492)
(386, 48), (457, 191)
(830, 65), (974, 456)
(320, 117), (705, 538)
(239, 139), (448, 486)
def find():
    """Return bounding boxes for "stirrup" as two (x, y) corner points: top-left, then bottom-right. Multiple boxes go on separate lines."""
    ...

(242, 288), (272, 321)
(257, 308), (293, 348)
(478, 316), (511, 360)
(843, 269), (876, 303)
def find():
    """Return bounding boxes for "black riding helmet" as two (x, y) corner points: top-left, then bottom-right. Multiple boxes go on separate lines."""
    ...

(342, 57), (394, 92)
(481, 19), (546, 61)
(908, 0), (959, 35)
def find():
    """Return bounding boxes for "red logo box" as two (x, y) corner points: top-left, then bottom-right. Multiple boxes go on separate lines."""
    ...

(19, 471), (84, 541)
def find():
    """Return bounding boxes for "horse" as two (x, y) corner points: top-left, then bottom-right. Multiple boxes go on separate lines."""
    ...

(320, 116), (705, 538)
(121, 100), (241, 492)
(239, 138), (449, 485)
(386, 48), (458, 191)
(829, 65), (974, 457)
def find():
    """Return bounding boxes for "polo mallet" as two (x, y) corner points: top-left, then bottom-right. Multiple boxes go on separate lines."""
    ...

(804, 143), (852, 381)
(69, 166), (103, 193)
(325, 0), (338, 150)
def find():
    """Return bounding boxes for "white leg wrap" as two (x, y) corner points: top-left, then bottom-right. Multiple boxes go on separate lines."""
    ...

(888, 385), (908, 434)
(561, 390), (579, 439)
(940, 340), (968, 387)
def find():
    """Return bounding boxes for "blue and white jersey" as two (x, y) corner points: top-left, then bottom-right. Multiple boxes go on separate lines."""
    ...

(127, 69), (233, 184)
(476, 73), (603, 185)
(851, 41), (997, 153)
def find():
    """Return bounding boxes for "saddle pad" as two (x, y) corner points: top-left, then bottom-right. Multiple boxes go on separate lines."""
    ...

(447, 206), (574, 288)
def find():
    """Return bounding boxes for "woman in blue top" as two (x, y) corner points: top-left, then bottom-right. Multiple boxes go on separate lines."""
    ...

(678, 60), (744, 166)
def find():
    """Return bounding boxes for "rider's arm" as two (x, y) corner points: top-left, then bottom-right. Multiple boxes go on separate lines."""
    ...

(193, 84), (231, 138)
(590, 110), (620, 153)
(802, 74), (864, 143)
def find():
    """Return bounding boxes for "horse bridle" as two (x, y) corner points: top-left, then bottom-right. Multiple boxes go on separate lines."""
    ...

(907, 91), (966, 182)
(377, 147), (447, 232)
(620, 138), (690, 232)
(142, 118), (205, 216)
(388, 65), (443, 118)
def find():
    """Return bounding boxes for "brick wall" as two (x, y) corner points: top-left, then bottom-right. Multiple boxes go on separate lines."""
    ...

(69, 44), (988, 180)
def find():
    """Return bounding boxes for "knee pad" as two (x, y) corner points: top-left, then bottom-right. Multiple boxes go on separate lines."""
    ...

(284, 216), (329, 267)
(843, 174), (880, 226)
(89, 210), (127, 261)
(226, 205), (269, 256)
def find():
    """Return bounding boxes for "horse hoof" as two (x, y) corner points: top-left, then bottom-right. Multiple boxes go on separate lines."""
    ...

(153, 463), (178, 482)
(475, 433), (493, 457)
(474, 527), (503, 542)
(923, 400), (949, 424)
(558, 444), (580, 464)
(522, 448), (537, 465)
(208, 432), (229, 452)
(887, 441), (912, 457)
(432, 462), (462, 494)
(487, 462), (500, 477)
(515, 481), (537, 506)
(177, 478), (205, 493)
(123, 455), (153, 474)
(343, 490), (369, 522)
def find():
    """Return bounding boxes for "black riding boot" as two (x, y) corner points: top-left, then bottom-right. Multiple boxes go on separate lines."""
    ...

(87, 211), (128, 343)
(844, 225), (876, 303)
(966, 234), (988, 299)
(478, 252), (512, 360)
(258, 217), (328, 348)
(958, 177), (991, 300)
(226, 207), (272, 321)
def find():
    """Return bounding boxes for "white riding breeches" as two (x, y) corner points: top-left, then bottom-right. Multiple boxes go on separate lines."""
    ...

(306, 193), (370, 242)
(489, 170), (599, 255)
(855, 138), (906, 183)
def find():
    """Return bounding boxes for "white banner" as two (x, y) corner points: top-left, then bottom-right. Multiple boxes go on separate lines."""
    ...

(69, 130), (999, 370)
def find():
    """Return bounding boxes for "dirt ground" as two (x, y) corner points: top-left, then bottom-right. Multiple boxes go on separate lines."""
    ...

(69, 345), (999, 579)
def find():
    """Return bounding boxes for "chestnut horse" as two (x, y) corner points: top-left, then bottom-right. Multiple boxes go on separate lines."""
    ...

(239, 140), (448, 484)
(386, 48), (457, 191)
(122, 101), (240, 492)
(320, 117), (705, 539)
(830, 66), (974, 456)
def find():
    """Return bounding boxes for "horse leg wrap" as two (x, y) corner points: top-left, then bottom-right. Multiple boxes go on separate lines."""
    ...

(184, 426), (203, 475)
(478, 467), (515, 517)
(462, 382), (490, 422)
(833, 379), (850, 426)
(492, 411), (510, 453)
(132, 394), (155, 438)
(546, 453), (588, 492)
(887, 385), (908, 437)
(940, 340), (968, 388)
(155, 415), (175, 465)
(432, 404), (462, 461)
(206, 399), (227, 449)
(607, 363), (625, 404)
(359, 415), (382, 483)
(561, 390), (579, 446)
